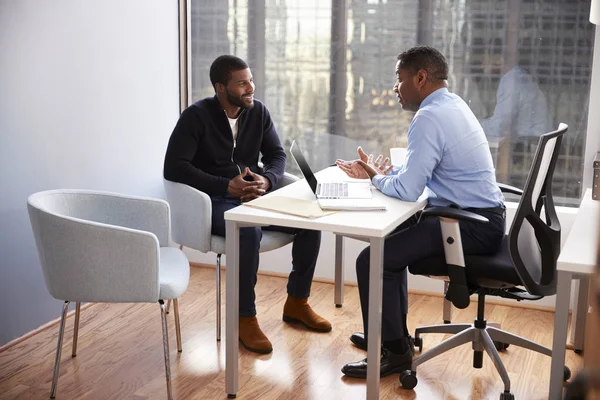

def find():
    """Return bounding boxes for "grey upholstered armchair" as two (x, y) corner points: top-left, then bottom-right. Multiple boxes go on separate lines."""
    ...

(163, 172), (297, 340)
(27, 190), (190, 400)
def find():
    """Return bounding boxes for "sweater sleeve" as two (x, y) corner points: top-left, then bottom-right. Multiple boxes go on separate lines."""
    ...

(163, 108), (230, 195)
(258, 106), (286, 189)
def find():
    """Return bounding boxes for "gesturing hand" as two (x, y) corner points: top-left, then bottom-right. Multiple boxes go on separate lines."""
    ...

(335, 146), (393, 179)
(335, 159), (369, 179)
(227, 168), (264, 201)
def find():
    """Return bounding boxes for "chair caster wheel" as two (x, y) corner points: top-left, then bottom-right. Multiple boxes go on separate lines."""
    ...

(564, 365), (571, 381)
(499, 391), (514, 400)
(494, 341), (510, 351)
(399, 370), (417, 389)
(413, 336), (423, 353)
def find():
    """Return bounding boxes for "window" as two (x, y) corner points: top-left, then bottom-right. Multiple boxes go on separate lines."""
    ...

(189, 0), (594, 206)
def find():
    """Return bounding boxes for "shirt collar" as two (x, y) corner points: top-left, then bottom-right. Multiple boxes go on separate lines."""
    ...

(419, 87), (449, 109)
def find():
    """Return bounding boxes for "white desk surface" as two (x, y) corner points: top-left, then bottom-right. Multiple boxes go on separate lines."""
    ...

(224, 166), (427, 238)
(557, 188), (600, 274)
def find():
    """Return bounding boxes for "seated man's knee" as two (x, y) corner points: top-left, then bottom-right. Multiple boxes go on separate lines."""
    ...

(240, 226), (262, 247)
(296, 229), (321, 246)
(356, 247), (370, 274)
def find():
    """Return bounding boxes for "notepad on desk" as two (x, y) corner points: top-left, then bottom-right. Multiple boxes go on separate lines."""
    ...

(245, 196), (337, 219)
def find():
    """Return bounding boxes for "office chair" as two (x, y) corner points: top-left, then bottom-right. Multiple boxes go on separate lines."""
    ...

(163, 173), (296, 340)
(27, 190), (190, 400)
(402, 124), (570, 400)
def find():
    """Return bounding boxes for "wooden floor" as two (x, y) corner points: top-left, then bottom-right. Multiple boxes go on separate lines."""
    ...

(0, 266), (582, 400)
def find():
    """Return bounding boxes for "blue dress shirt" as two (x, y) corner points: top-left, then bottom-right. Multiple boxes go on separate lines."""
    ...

(372, 88), (504, 209)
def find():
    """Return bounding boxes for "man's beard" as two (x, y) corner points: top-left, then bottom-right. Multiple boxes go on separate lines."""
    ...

(226, 89), (254, 109)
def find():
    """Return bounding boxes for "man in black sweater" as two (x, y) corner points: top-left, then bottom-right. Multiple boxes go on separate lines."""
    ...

(164, 55), (330, 354)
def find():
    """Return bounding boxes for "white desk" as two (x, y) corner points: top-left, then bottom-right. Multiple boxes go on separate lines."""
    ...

(549, 188), (599, 399)
(224, 167), (427, 399)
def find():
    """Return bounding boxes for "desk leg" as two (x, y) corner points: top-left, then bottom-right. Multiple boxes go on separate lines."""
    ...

(366, 237), (384, 400)
(334, 235), (344, 307)
(549, 270), (572, 400)
(443, 281), (452, 323)
(571, 276), (589, 353)
(226, 221), (240, 398)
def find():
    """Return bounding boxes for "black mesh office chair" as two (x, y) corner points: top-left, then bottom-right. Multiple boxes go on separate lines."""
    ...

(401, 123), (570, 400)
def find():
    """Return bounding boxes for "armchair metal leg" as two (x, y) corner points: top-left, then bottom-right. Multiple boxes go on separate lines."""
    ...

(72, 302), (81, 357)
(173, 299), (182, 352)
(50, 301), (70, 398)
(412, 327), (476, 369)
(415, 323), (471, 338)
(159, 300), (173, 400)
(487, 327), (551, 356)
(164, 246), (184, 316)
(480, 329), (511, 392)
(216, 254), (222, 341)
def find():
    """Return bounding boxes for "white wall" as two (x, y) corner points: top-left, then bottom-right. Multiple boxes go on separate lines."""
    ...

(0, 0), (179, 345)
(184, 204), (579, 309)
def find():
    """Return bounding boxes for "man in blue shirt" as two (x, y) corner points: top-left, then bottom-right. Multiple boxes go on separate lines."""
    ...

(337, 46), (505, 378)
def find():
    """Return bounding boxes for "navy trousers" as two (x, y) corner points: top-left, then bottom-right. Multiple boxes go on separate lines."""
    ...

(356, 208), (505, 342)
(211, 196), (322, 317)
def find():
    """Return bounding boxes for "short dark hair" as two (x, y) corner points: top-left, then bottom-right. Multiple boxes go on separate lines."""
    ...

(397, 46), (448, 82)
(209, 55), (249, 90)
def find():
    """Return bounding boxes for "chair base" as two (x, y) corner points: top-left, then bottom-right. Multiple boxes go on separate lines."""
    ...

(405, 293), (557, 397)
(409, 324), (513, 393)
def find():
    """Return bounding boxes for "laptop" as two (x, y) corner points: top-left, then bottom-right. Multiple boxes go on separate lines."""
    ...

(290, 140), (386, 211)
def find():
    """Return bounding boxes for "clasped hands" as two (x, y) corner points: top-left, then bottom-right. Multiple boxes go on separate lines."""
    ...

(335, 146), (393, 179)
(227, 167), (271, 202)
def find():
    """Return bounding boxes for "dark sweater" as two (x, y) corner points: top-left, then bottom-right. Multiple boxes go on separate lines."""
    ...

(163, 95), (286, 196)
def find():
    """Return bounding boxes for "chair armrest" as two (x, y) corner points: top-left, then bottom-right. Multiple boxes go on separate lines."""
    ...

(163, 179), (212, 252)
(422, 206), (488, 310)
(107, 195), (171, 247)
(421, 207), (489, 224)
(273, 172), (299, 191)
(497, 183), (523, 196)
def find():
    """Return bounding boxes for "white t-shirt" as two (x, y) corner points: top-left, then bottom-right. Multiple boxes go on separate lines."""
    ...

(228, 116), (239, 140)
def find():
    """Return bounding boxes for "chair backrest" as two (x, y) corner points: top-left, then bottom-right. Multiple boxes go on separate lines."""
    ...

(508, 123), (568, 296)
(27, 190), (163, 303)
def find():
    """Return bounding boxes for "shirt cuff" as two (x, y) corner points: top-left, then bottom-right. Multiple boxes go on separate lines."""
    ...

(371, 174), (385, 190)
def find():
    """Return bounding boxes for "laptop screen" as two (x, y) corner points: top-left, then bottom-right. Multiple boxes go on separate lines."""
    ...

(290, 140), (318, 194)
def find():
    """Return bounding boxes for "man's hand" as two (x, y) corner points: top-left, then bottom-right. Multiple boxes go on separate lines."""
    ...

(240, 169), (271, 202)
(335, 146), (393, 179)
(227, 168), (264, 200)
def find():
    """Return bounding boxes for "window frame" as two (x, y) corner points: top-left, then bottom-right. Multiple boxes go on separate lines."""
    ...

(178, 1), (600, 206)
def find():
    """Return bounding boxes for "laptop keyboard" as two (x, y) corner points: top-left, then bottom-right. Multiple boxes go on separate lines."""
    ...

(317, 182), (349, 198)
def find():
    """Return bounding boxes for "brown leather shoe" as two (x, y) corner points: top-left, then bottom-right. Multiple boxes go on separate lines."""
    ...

(239, 316), (272, 354)
(282, 295), (332, 332)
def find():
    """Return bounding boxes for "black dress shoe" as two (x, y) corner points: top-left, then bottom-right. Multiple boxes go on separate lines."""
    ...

(341, 346), (413, 379)
(350, 332), (415, 353)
